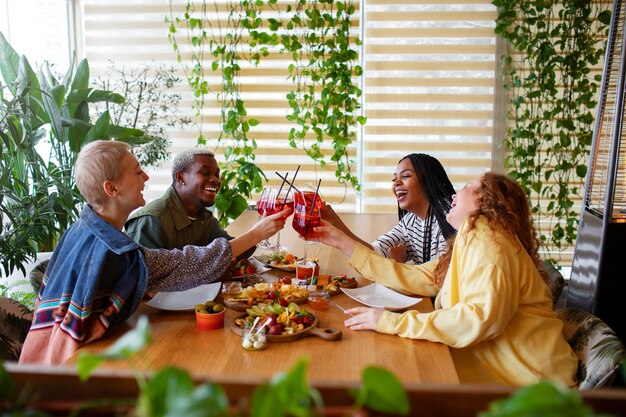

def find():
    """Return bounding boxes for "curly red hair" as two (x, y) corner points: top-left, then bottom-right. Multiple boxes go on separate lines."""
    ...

(433, 172), (544, 286)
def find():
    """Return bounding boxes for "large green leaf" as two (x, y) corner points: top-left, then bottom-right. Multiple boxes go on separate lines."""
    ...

(76, 315), (152, 381)
(88, 89), (125, 104)
(357, 367), (410, 415)
(16, 56), (47, 131)
(67, 59), (90, 116)
(137, 367), (229, 417)
(38, 72), (65, 142)
(479, 381), (594, 417)
(0, 32), (21, 93)
(251, 357), (321, 417)
(108, 124), (147, 140)
(83, 110), (111, 146)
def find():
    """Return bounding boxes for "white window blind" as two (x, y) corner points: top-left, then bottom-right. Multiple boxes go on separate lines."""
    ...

(80, 0), (497, 214)
(80, 0), (361, 210)
(361, 0), (496, 213)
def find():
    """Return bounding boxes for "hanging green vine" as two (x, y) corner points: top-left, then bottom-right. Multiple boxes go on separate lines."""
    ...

(166, 0), (364, 226)
(272, 0), (364, 191)
(167, 0), (266, 227)
(493, 0), (611, 260)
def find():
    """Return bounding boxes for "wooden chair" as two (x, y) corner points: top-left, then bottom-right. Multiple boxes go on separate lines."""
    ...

(0, 297), (33, 361)
(557, 307), (625, 389)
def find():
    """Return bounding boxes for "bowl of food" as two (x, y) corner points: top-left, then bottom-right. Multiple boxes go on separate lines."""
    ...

(195, 301), (226, 330)
(307, 290), (330, 310)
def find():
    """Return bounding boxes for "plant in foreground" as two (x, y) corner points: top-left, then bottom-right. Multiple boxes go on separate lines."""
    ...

(75, 315), (410, 416)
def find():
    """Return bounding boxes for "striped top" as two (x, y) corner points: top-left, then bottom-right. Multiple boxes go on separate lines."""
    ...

(372, 211), (448, 264)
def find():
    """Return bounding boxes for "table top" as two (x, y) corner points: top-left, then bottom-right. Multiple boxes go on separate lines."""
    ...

(74, 211), (459, 385)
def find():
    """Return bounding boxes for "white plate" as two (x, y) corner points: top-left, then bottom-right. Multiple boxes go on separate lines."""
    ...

(341, 283), (422, 311)
(145, 283), (221, 311)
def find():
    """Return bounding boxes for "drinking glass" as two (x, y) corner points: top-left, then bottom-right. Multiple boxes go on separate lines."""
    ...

(256, 186), (294, 251)
(292, 188), (324, 260)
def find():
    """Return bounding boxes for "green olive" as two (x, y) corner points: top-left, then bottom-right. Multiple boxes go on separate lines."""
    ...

(204, 300), (217, 309)
(194, 304), (206, 312)
(213, 304), (224, 313)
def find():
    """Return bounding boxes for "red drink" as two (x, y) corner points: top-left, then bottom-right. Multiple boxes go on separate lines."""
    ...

(257, 199), (269, 216)
(257, 198), (294, 219)
(296, 260), (320, 279)
(293, 213), (321, 240)
(294, 191), (324, 209)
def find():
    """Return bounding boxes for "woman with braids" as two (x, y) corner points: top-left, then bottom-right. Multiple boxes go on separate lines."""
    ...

(311, 172), (577, 386)
(322, 153), (456, 264)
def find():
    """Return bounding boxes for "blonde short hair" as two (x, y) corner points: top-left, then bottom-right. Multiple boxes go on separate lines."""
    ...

(75, 140), (132, 209)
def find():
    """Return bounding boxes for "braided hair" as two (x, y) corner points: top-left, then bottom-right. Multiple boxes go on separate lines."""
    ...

(399, 153), (456, 241)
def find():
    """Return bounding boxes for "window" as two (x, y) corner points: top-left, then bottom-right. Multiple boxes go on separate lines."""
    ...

(0, 0), (73, 72)
(78, 0), (497, 213)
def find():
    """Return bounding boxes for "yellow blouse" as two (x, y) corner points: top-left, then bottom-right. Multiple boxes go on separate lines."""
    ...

(349, 217), (578, 386)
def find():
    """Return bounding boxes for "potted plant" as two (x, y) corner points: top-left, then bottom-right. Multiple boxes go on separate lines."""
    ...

(0, 33), (161, 279)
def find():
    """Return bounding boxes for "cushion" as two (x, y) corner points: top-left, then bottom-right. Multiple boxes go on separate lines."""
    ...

(558, 307), (625, 389)
(28, 259), (49, 294)
(0, 296), (33, 361)
(541, 261), (565, 305)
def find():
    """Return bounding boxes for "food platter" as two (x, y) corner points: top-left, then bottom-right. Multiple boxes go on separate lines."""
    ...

(223, 281), (310, 312)
(253, 255), (296, 271)
(253, 251), (298, 271)
(341, 283), (422, 311)
(145, 283), (221, 311)
(321, 275), (358, 296)
(224, 295), (308, 312)
(230, 314), (341, 342)
(226, 257), (270, 279)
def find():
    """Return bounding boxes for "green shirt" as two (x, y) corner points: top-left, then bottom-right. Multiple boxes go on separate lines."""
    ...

(125, 186), (232, 250)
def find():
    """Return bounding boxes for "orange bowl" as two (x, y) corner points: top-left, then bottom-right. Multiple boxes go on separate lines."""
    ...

(195, 309), (225, 330)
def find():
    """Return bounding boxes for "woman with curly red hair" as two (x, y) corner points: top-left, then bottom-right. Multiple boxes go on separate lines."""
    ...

(312, 172), (578, 386)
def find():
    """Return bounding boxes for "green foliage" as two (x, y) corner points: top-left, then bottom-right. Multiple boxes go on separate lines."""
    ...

(0, 279), (36, 311)
(492, 0), (611, 261)
(167, 0), (267, 228)
(4, 319), (623, 416)
(0, 33), (156, 277)
(479, 380), (609, 417)
(271, 0), (364, 192)
(93, 61), (192, 168)
(76, 316), (411, 416)
(251, 357), (322, 417)
(166, 0), (364, 226)
(351, 366), (410, 415)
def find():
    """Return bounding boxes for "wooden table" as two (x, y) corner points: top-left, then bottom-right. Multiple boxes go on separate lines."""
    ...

(74, 212), (459, 384)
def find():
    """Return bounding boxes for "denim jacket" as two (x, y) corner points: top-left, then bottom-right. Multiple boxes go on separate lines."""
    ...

(20, 205), (148, 365)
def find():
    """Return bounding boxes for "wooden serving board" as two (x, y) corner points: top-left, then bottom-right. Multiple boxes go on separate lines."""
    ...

(223, 296), (308, 312)
(230, 314), (342, 342)
(326, 278), (358, 296)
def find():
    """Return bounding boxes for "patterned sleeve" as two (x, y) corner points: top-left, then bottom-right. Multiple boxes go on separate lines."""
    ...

(371, 222), (408, 258)
(143, 238), (232, 292)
